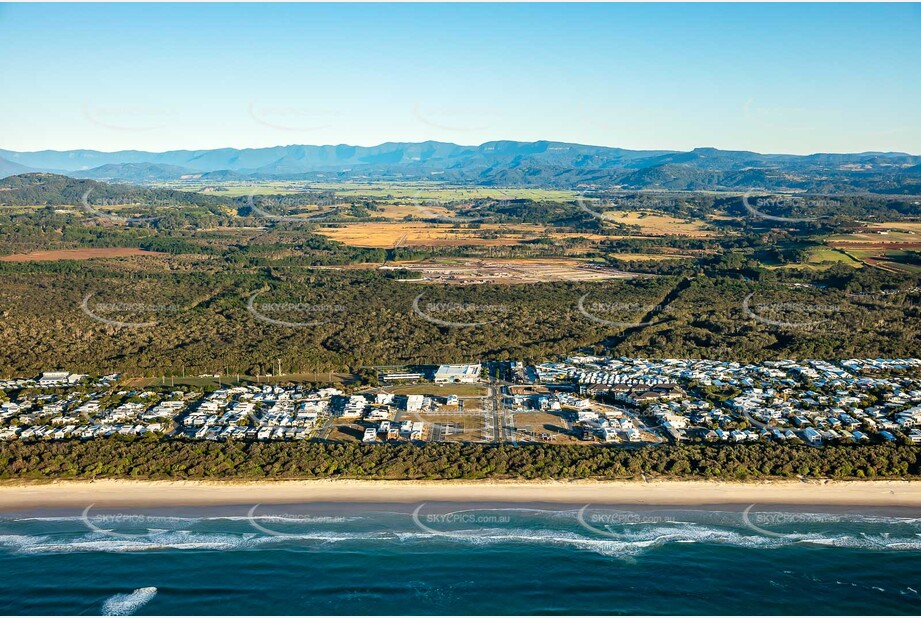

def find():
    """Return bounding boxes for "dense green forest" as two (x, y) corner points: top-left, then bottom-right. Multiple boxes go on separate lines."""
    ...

(0, 256), (918, 375)
(1, 440), (917, 481)
(0, 175), (918, 375)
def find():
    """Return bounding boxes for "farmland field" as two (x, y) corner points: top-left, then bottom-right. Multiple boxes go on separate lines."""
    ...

(825, 223), (921, 274)
(596, 210), (717, 237)
(810, 221), (921, 275)
(865, 221), (921, 233)
(801, 247), (863, 269)
(843, 249), (921, 274)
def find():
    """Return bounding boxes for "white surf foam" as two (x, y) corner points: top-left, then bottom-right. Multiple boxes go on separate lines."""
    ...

(3, 520), (921, 557)
(101, 587), (157, 616)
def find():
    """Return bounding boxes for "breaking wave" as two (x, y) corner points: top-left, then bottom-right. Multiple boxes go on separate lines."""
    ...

(1, 517), (920, 557)
(101, 587), (157, 616)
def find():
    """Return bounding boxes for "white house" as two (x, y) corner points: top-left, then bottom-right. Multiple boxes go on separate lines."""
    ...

(405, 395), (424, 412)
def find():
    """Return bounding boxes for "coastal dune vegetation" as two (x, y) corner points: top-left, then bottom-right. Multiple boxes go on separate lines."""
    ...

(0, 440), (917, 481)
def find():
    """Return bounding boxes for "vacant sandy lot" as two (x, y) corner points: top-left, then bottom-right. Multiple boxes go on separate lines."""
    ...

(384, 257), (641, 284)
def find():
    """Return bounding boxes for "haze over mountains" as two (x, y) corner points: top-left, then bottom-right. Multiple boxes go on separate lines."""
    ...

(2, 140), (920, 193)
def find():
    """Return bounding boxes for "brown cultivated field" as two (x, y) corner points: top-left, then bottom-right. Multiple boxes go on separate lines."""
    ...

(0, 248), (166, 262)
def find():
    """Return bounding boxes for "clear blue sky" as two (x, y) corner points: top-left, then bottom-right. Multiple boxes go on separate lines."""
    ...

(1, 2), (919, 154)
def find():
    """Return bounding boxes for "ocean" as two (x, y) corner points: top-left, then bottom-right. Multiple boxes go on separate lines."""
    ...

(1, 501), (920, 615)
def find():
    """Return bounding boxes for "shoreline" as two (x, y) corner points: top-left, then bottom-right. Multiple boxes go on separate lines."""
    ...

(1, 479), (921, 512)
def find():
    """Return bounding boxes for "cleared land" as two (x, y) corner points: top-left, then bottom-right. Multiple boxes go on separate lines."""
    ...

(827, 222), (921, 247)
(783, 247), (864, 270)
(315, 222), (612, 248)
(0, 248), (165, 262)
(382, 383), (488, 397)
(825, 224), (921, 274)
(126, 372), (356, 389)
(370, 202), (456, 220)
(609, 252), (697, 261)
(843, 248), (921, 275)
(509, 411), (577, 444)
(865, 221), (921, 233)
(413, 412), (482, 443)
(830, 233), (921, 246)
(384, 258), (642, 284)
(595, 210), (716, 237)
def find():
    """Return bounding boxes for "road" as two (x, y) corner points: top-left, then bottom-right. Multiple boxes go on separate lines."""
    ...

(346, 365), (514, 443)
(317, 413), (336, 440)
(481, 383), (498, 441)
(431, 422), (456, 441)
(483, 361), (518, 444)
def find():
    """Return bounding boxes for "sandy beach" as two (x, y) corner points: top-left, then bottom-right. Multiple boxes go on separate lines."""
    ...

(1, 478), (920, 511)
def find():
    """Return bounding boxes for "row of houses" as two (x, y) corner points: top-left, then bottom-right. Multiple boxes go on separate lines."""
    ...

(178, 385), (342, 440)
(13, 423), (161, 441)
(0, 385), (188, 442)
(542, 356), (921, 446)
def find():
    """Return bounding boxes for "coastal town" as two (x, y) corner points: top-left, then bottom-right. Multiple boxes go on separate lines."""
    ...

(2, 357), (920, 448)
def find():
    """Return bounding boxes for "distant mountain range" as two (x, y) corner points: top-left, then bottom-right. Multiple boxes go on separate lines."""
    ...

(0, 155), (36, 179)
(2, 141), (920, 193)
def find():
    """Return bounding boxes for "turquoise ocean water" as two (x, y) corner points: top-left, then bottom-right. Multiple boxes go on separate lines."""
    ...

(1, 502), (920, 615)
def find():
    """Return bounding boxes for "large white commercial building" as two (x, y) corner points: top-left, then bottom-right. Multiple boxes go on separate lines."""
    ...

(433, 364), (482, 384)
